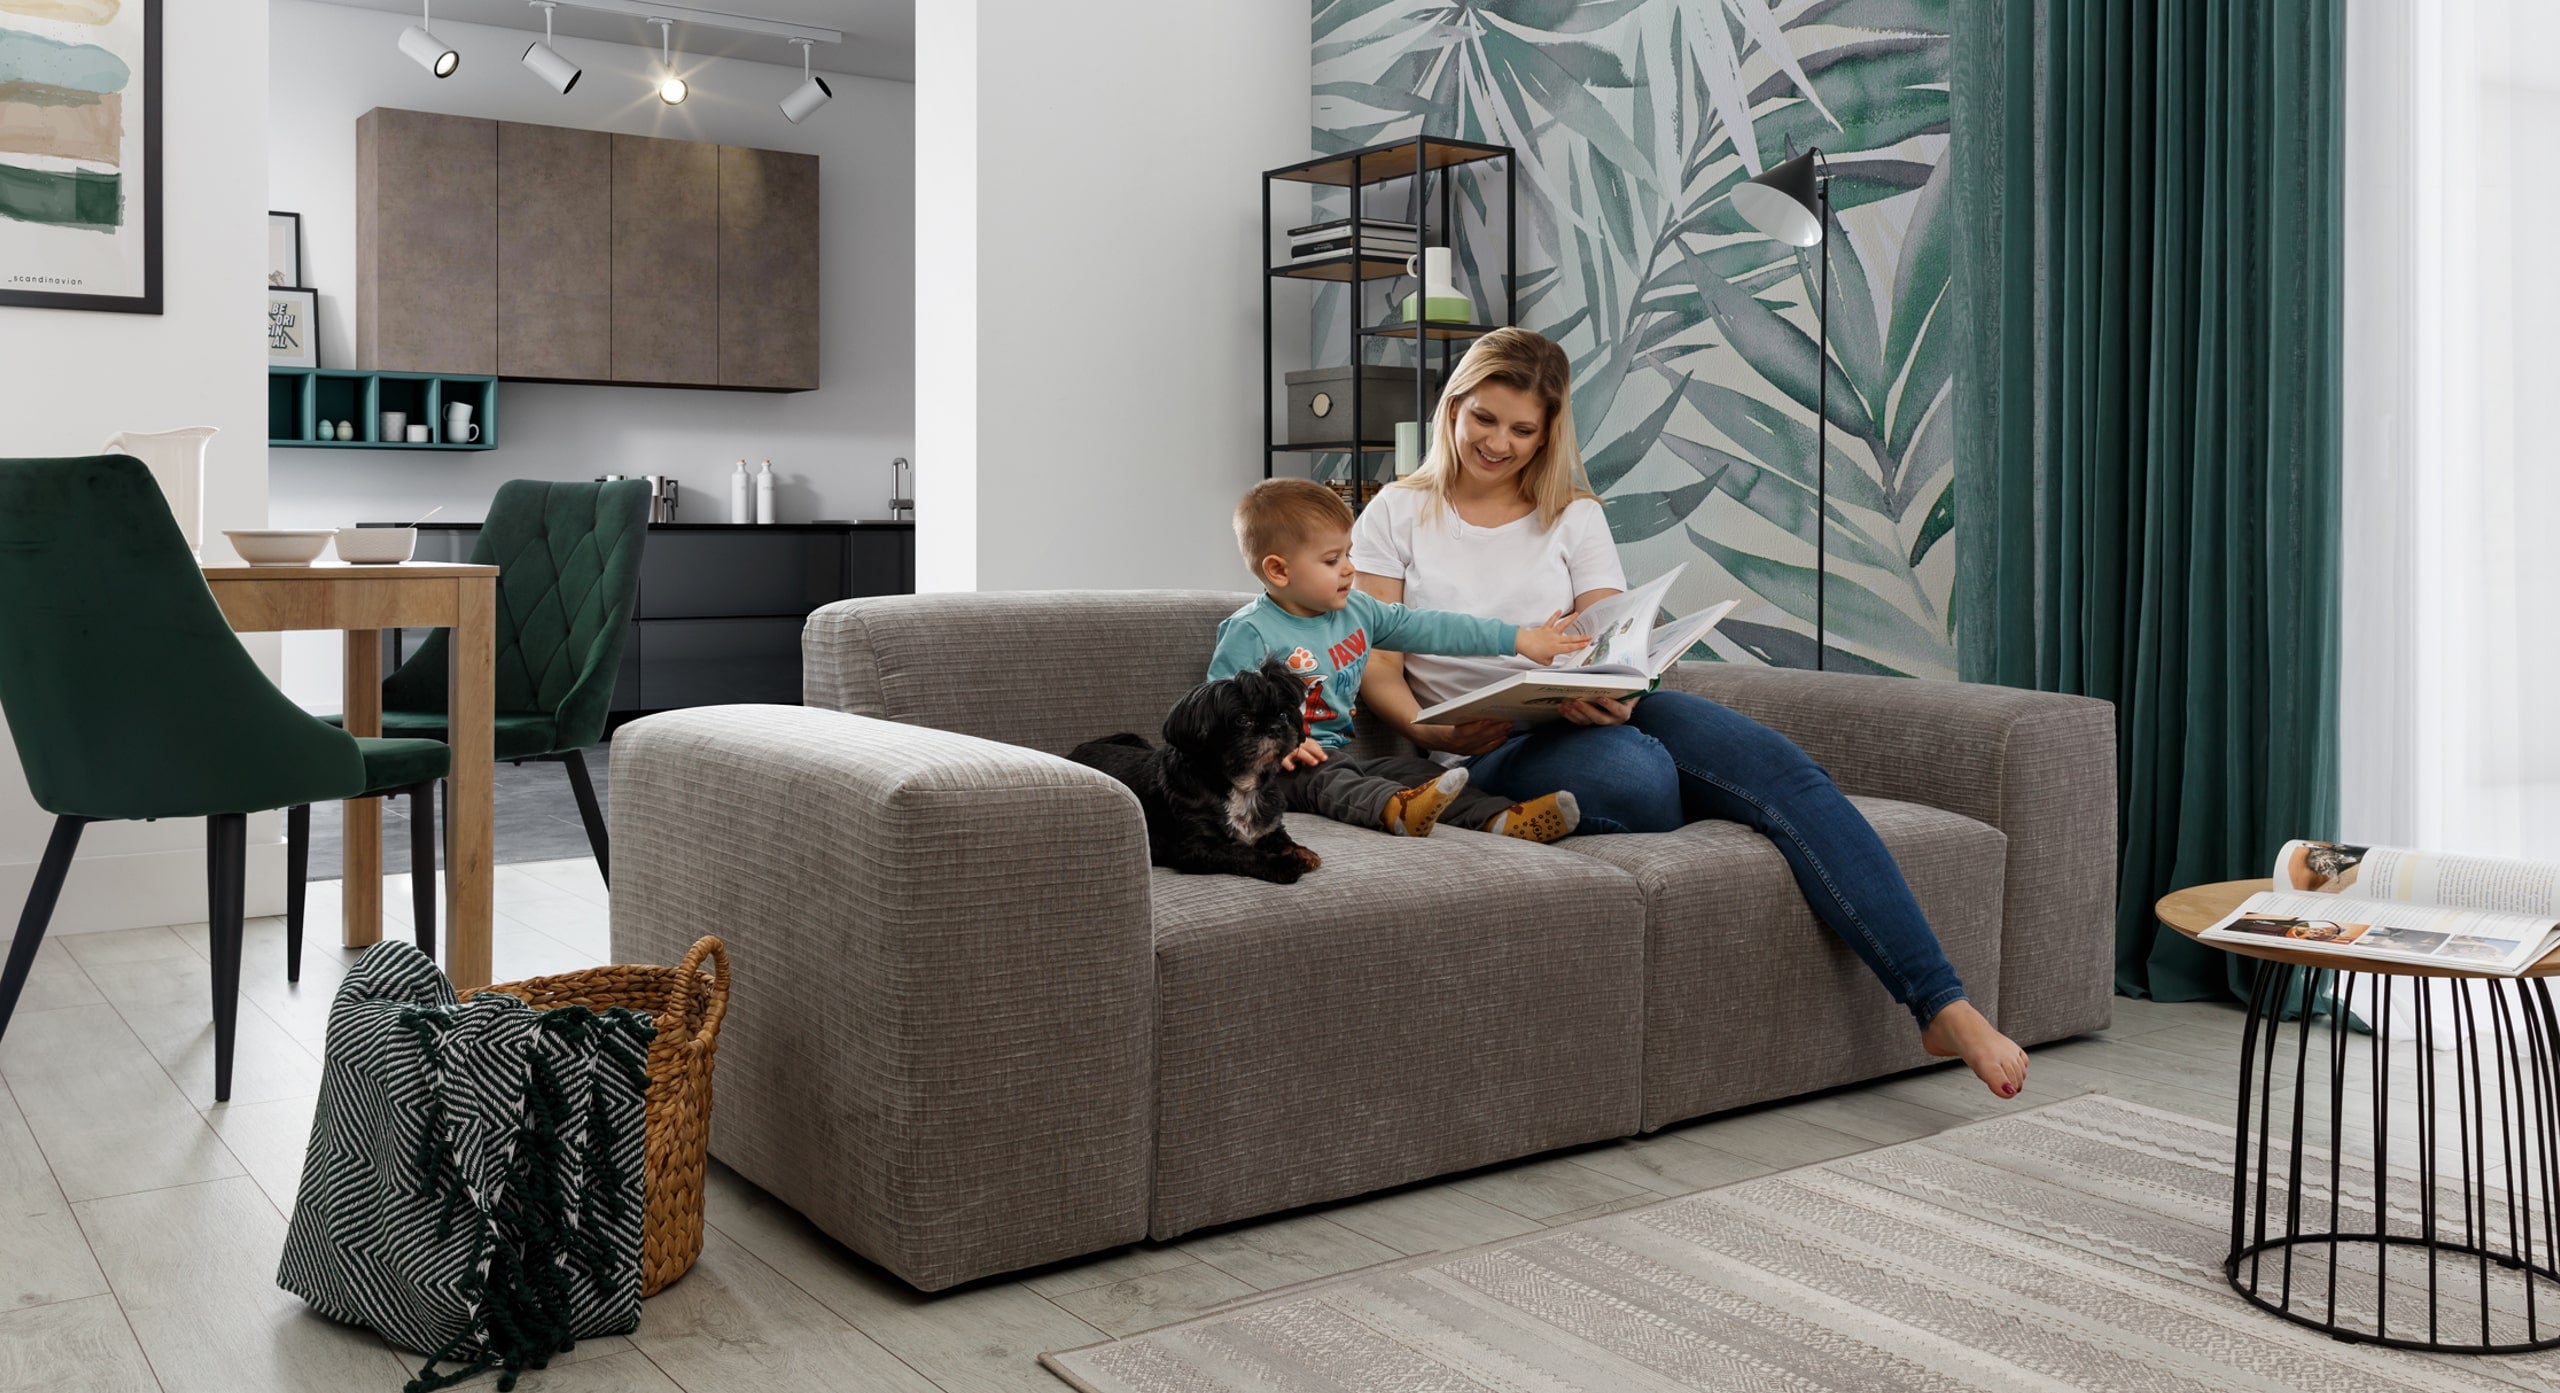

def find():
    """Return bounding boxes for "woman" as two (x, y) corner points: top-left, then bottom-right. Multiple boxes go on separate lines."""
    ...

(1352, 328), (2028, 1099)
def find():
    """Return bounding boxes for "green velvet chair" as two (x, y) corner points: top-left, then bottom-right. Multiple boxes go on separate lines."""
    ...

(286, 480), (647, 976)
(0, 456), (449, 1102)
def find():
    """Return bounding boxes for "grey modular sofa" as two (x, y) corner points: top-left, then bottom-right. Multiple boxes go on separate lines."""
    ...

(611, 590), (2116, 1291)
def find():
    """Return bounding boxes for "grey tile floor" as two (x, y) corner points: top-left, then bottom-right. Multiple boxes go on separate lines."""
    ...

(0, 880), (2381, 1392)
(302, 744), (611, 880)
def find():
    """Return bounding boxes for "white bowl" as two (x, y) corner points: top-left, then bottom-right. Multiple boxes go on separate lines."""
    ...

(222, 529), (336, 566)
(333, 527), (417, 565)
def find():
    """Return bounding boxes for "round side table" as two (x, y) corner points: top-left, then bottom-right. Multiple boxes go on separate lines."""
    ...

(2160, 880), (2560, 1354)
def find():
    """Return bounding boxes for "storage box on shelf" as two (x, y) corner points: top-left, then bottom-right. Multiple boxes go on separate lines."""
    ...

(268, 368), (497, 450)
(1263, 135), (1515, 510)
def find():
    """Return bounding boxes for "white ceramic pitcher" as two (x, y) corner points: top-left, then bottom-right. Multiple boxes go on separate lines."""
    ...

(100, 425), (217, 558)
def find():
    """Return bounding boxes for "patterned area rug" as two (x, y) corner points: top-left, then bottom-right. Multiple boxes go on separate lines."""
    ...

(1043, 1094), (2557, 1391)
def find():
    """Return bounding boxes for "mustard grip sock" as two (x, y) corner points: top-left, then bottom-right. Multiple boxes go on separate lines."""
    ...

(1384, 767), (1469, 837)
(1484, 791), (1581, 843)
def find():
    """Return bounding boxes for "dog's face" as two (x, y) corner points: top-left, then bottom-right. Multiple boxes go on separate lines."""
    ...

(1162, 657), (1306, 777)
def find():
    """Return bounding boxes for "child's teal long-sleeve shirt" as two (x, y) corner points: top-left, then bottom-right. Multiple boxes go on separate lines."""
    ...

(1207, 591), (1515, 750)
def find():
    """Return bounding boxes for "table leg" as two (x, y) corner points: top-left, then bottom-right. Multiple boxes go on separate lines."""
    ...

(340, 628), (383, 949)
(445, 577), (496, 992)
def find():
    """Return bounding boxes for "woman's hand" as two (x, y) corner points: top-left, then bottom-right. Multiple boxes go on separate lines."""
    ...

(1514, 609), (1595, 665)
(1406, 719), (1514, 757)
(1280, 737), (1327, 771)
(1557, 695), (1638, 727)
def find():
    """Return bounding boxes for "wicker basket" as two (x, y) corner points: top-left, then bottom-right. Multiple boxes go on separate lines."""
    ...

(474, 936), (728, 1297)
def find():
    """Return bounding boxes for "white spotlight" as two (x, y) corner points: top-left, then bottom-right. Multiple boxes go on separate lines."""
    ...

(779, 37), (831, 123)
(651, 18), (687, 104)
(521, 1), (580, 93)
(399, 0), (458, 77)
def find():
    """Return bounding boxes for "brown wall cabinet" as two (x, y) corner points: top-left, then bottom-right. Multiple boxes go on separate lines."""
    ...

(497, 122), (612, 382)
(357, 110), (497, 376)
(357, 108), (818, 393)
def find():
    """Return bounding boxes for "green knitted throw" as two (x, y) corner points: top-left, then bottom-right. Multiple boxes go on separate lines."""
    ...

(277, 942), (656, 1392)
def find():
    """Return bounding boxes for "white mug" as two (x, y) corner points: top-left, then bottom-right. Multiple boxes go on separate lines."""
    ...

(405, 424), (430, 443)
(444, 403), (478, 444)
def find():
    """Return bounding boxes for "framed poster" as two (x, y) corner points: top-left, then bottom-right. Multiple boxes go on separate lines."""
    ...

(268, 210), (300, 287)
(268, 286), (317, 369)
(0, 0), (161, 314)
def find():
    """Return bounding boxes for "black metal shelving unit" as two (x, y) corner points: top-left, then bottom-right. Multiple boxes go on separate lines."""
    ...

(1263, 135), (1516, 511)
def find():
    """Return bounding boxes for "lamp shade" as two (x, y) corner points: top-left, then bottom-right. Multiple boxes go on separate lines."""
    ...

(521, 40), (579, 93)
(1728, 149), (1822, 247)
(780, 74), (832, 123)
(398, 23), (459, 77)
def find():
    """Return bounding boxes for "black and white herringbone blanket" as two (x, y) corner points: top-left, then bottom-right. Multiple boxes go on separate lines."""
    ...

(277, 942), (657, 1393)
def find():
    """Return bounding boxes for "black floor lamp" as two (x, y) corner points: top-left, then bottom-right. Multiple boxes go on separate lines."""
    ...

(1726, 148), (1832, 671)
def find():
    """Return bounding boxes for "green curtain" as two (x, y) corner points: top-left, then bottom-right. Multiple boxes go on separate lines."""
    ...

(1953, 0), (2344, 1002)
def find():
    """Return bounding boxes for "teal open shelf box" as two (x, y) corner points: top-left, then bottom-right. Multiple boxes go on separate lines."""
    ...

(268, 369), (498, 450)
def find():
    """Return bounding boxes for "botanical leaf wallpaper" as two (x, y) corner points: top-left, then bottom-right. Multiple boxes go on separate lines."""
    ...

(1311, 0), (1957, 676)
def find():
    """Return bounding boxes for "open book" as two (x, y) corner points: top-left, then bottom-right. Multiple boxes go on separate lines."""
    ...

(2197, 840), (2560, 975)
(1413, 564), (1737, 725)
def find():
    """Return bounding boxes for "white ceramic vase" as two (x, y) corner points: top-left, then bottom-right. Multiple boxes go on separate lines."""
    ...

(100, 425), (217, 558)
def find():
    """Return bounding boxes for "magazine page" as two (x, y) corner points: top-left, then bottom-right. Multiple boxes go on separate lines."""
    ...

(1561, 565), (1685, 673)
(2274, 840), (2560, 916)
(2199, 888), (2560, 976)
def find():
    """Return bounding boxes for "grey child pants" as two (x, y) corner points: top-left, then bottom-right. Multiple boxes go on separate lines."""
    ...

(1275, 752), (1518, 833)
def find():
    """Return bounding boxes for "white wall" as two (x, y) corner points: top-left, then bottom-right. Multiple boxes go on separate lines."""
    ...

(917, 1), (1311, 594)
(268, 0), (914, 706)
(0, 3), (279, 931)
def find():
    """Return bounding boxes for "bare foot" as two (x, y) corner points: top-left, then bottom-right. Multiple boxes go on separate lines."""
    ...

(1921, 999), (2027, 1099)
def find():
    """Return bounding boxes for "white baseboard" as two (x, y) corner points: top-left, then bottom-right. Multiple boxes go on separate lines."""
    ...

(0, 841), (290, 936)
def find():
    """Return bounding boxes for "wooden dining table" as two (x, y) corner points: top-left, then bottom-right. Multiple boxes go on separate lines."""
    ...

(203, 561), (500, 992)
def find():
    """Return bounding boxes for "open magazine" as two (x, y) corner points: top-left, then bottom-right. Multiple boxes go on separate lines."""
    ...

(2197, 840), (2560, 975)
(1413, 564), (1737, 725)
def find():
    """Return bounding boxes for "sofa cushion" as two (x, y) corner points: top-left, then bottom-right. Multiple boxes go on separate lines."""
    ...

(1560, 796), (2008, 1131)
(801, 590), (1251, 755)
(1147, 814), (1646, 1239)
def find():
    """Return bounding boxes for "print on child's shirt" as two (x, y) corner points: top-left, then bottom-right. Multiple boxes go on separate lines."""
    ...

(1282, 635), (1369, 727)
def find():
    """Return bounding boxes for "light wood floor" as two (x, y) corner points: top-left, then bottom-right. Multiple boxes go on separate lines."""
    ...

(0, 864), (2428, 1391)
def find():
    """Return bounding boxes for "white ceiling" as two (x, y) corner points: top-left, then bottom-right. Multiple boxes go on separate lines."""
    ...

(307, 0), (915, 81)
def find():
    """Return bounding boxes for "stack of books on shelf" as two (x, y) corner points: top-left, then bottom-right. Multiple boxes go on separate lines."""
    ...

(1285, 217), (1419, 265)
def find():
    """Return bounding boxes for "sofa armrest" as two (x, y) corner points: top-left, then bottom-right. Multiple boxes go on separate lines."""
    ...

(1656, 664), (2117, 1046)
(608, 705), (1154, 1291)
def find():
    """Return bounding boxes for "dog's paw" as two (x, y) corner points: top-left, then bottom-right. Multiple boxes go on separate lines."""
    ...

(1255, 858), (1307, 885)
(1285, 845), (1322, 871)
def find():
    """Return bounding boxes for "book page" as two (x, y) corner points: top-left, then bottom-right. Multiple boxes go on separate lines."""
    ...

(1561, 565), (1684, 673)
(2200, 888), (2560, 975)
(1643, 600), (1738, 675)
(2274, 840), (2560, 915)
(1412, 671), (1657, 725)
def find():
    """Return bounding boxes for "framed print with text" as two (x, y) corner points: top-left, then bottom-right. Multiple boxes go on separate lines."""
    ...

(268, 285), (317, 368)
(0, 0), (162, 314)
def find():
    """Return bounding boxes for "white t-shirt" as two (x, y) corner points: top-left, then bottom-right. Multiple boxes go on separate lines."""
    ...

(1349, 485), (1627, 712)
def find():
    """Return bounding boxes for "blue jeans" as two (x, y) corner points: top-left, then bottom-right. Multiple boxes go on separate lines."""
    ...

(1465, 690), (1969, 1026)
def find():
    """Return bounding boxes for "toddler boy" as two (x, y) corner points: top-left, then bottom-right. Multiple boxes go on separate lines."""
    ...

(1209, 479), (1583, 842)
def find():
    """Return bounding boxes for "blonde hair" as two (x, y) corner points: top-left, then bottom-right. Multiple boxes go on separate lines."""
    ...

(1233, 478), (1354, 572)
(1392, 326), (1598, 528)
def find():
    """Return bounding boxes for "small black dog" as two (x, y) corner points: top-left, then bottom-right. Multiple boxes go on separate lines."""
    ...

(1069, 657), (1321, 884)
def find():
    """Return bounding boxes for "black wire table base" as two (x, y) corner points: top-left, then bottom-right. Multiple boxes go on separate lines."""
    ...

(2230, 959), (2560, 1354)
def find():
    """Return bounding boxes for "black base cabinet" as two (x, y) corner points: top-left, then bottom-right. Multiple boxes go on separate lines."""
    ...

(388, 521), (913, 715)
